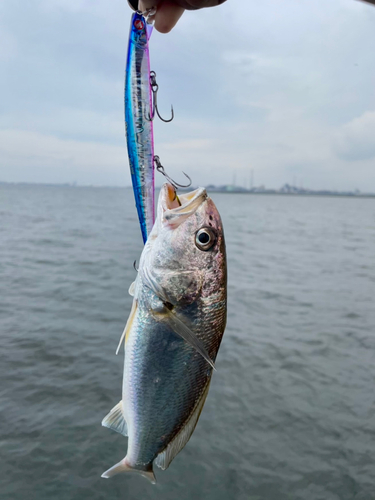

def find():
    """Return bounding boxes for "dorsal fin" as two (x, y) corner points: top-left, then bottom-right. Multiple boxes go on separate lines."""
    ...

(154, 381), (211, 470)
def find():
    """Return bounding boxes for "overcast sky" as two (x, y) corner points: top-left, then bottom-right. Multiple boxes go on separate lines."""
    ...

(1, 0), (375, 190)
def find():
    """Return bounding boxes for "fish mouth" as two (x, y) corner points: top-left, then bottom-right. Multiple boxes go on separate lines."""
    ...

(159, 183), (207, 227)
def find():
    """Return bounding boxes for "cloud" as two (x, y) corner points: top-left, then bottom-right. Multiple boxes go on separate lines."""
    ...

(1, 0), (375, 190)
(333, 111), (375, 161)
(0, 29), (17, 62)
(0, 130), (129, 185)
(162, 139), (212, 150)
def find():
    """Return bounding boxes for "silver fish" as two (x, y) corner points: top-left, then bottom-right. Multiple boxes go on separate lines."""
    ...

(101, 183), (227, 483)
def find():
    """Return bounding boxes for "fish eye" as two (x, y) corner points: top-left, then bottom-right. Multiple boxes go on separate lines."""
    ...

(195, 227), (216, 251)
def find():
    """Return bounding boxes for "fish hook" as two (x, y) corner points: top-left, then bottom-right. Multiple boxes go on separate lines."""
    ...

(154, 155), (192, 189)
(146, 71), (174, 123)
(138, 6), (157, 20)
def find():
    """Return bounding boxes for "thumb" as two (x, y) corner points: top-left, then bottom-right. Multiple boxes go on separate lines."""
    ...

(154, 2), (185, 33)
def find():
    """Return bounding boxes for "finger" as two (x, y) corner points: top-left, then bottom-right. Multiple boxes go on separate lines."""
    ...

(154, 2), (185, 33)
(139, 0), (161, 10)
(139, 0), (226, 10)
(172, 0), (227, 9)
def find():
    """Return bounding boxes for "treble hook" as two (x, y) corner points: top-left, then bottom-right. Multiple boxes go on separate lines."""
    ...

(146, 71), (174, 123)
(139, 7), (157, 19)
(154, 155), (192, 189)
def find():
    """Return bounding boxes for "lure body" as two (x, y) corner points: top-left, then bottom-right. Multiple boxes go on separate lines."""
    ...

(125, 12), (154, 243)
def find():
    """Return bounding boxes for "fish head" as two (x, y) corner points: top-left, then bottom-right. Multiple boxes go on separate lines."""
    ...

(141, 183), (226, 305)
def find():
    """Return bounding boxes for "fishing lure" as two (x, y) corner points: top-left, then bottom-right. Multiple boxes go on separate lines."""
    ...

(125, 9), (173, 244)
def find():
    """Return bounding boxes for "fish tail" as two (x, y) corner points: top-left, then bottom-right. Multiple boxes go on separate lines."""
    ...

(101, 456), (156, 484)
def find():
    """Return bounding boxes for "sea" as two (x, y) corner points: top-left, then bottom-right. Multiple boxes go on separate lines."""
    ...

(1, 184), (375, 500)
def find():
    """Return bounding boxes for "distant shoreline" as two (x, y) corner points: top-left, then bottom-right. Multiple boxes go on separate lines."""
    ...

(1, 181), (374, 198)
(205, 191), (375, 199)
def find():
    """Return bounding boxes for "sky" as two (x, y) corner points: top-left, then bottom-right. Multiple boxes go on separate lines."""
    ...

(1, 0), (375, 191)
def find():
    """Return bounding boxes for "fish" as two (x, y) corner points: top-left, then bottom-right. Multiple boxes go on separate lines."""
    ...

(101, 183), (227, 483)
(125, 10), (155, 243)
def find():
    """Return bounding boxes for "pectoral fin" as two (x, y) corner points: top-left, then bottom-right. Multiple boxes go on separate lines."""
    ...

(163, 308), (215, 370)
(142, 267), (214, 368)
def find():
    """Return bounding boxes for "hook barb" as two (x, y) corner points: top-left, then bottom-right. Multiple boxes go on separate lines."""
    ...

(154, 156), (192, 190)
(155, 103), (174, 123)
(147, 71), (174, 123)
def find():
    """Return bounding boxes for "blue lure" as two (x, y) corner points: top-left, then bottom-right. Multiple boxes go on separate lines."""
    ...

(125, 11), (155, 244)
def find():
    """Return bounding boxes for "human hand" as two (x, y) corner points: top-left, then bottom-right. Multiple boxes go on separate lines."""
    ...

(129, 0), (374, 35)
(128, 0), (227, 33)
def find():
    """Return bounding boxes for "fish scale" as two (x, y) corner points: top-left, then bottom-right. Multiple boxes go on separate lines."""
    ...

(101, 184), (227, 482)
(125, 322), (210, 465)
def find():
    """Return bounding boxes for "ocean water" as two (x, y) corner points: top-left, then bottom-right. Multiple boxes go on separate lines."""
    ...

(1, 184), (375, 500)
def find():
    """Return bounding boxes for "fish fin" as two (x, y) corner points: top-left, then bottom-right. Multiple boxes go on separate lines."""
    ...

(155, 381), (211, 471)
(101, 401), (128, 437)
(101, 457), (156, 484)
(164, 308), (216, 370)
(142, 267), (214, 368)
(128, 281), (136, 296)
(115, 300), (138, 355)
